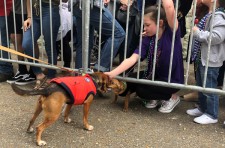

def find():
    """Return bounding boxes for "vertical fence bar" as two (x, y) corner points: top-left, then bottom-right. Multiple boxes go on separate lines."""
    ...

(122, 0), (131, 77)
(151, 0), (161, 81)
(185, 0), (197, 86)
(82, 0), (90, 73)
(97, 0), (103, 71)
(168, 0), (179, 83)
(110, 0), (116, 71)
(136, 0), (145, 79)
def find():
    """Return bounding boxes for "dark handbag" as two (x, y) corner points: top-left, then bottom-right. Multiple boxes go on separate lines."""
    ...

(116, 2), (138, 25)
(134, 12), (141, 36)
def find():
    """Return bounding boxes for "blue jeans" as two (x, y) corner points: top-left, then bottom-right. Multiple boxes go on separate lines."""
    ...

(196, 63), (220, 119)
(0, 16), (13, 74)
(74, 5), (125, 72)
(22, 3), (60, 78)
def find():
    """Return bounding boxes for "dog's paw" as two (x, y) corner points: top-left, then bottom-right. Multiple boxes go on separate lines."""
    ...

(64, 118), (71, 123)
(37, 140), (47, 146)
(27, 127), (34, 133)
(85, 125), (94, 131)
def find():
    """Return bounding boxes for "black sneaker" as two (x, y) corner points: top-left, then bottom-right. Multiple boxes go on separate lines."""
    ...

(6, 71), (29, 84)
(15, 74), (36, 85)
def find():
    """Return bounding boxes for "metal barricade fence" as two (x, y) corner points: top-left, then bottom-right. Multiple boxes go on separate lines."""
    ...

(0, 0), (225, 95)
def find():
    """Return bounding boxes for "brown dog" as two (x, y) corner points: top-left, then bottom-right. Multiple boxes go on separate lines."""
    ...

(11, 72), (110, 146)
(107, 79), (132, 112)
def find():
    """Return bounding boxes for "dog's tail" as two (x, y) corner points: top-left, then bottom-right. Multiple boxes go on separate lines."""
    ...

(11, 83), (48, 96)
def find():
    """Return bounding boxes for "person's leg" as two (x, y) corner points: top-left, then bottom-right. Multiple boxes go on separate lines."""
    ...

(217, 61), (225, 88)
(186, 64), (205, 117)
(135, 82), (180, 113)
(0, 16), (13, 80)
(11, 13), (29, 73)
(90, 7), (125, 72)
(73, 7), (82, 69)
(62, 31), (71, 68)
(10, 33), (28, 71)
(73, 6), (94, 69)
(7, 12), (38, 84)
(195, 63), (207, 113)
(22, 17), (43, 77)
(72, 16), (78, 47)
(199, 65), (219, 119)
(192, 63), (219, 124)
(41, 3), (60, 78)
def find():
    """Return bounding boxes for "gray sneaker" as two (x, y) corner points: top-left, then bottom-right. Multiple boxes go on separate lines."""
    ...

(145, 100), (160, 109)
(158, 97), (180, 113)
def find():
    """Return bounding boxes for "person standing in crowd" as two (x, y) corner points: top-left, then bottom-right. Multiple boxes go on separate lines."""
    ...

(70, 0), (125, 72)
(186, 0), (225, 124)
(56, 1), (72, 69)
(0, 0), (14, 82)
(115, 0), (140, 64)
(22, 0), (60, 89)
(6, 0), (38, 85)
(183, 0), (209, 101)
(105, 0), (184, 113)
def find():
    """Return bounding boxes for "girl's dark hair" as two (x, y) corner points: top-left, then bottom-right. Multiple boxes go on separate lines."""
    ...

(144, 5), (167, 25)
(218, 0), (225, 8)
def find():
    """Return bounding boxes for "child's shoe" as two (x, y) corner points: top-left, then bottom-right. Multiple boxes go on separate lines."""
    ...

(186, 108), (203, 117)
(194, 114), (218, 124)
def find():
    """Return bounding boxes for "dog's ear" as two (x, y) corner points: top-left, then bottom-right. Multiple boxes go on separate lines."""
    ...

(100, 73), (110, 92)
(91, 72), (109, 92)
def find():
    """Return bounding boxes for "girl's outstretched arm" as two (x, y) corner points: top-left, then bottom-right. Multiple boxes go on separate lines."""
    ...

(105, 53), (139, 79)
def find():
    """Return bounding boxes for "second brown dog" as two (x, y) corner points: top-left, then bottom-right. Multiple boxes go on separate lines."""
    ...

(108, 79), (133, 112)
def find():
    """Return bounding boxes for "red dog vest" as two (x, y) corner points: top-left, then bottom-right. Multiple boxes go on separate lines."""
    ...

(51, 74), (97, 105)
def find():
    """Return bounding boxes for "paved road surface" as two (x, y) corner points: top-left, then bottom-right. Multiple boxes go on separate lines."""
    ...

(1, 81), (225, 148)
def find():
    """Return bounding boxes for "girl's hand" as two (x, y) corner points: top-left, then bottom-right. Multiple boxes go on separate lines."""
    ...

(104, 72), (115, 79)
(120, 0), (133, 6)
(23, 18), (32, 32)
(142, 31), (147, 37)
(120, 4), (128, 11)
(104, 0), (110, 4)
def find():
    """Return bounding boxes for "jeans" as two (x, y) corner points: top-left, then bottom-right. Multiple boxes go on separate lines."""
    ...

(196, 62), (220, 119)
(22, 3), (60, 78)
(0, 16), (13, 74)
(74, 5), (125, 72)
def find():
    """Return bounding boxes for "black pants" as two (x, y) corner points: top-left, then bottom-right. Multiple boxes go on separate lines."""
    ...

(56, 31), (72, 68)
(121, 71), (179, 101)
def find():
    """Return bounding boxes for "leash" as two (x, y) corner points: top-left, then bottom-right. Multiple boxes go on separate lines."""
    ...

(0, 45), (75, 73)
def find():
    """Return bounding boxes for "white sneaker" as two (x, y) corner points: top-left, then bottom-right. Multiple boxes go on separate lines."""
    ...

(194, 114), (218, 124)
(145, 100), (160, 109)
(158, 97), (180, 113)
(186, 108), (203, 117)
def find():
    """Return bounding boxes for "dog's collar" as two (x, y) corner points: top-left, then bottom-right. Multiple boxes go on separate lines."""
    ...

(119, 81), (127, 94)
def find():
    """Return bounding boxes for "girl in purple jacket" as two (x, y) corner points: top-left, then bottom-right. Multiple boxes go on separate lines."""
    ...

(105, 0), (184, 113)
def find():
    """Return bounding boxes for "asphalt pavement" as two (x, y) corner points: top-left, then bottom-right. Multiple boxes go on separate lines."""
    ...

(1, 80), (225, 148)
